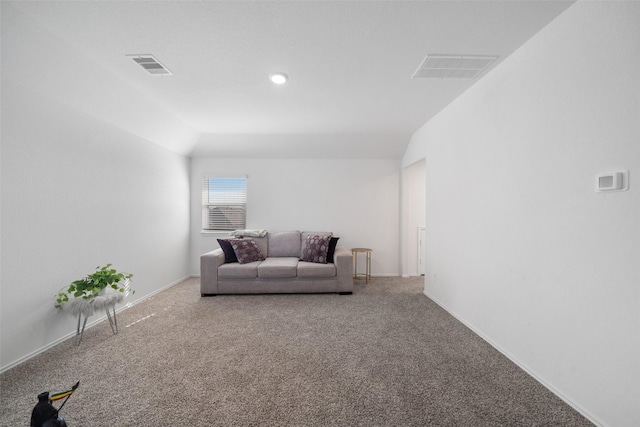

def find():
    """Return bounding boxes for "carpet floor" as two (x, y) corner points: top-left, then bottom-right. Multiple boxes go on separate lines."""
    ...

(1, 277), (592, 426)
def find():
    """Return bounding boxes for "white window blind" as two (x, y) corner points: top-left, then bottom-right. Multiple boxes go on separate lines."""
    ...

(202, 176), (247, 231)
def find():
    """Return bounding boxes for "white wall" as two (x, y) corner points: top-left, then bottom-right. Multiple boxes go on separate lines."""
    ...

(403, 2), (639, 426)
(1, 86), (191, 371)
(190, 158), (400, 276)
(1, 10), (192, 370)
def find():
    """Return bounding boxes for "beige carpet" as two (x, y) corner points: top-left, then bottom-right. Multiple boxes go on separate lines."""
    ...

(1, 277), (592, 426)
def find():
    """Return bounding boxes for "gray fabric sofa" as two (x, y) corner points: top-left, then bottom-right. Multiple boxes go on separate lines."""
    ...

(200, 231), (353, 296)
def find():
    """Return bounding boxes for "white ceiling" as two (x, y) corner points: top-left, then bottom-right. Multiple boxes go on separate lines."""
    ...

(2, 1), (575, 159)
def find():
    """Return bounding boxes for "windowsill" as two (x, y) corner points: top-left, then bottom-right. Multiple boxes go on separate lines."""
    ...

(201, 231), (232, 236)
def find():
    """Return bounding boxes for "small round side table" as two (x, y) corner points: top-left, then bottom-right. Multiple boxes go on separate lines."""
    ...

(351, 248), (372, 284)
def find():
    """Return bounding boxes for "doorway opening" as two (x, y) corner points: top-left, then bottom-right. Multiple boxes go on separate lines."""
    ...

(401, 158), (426, 277)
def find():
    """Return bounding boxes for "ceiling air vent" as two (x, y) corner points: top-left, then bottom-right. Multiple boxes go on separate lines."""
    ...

(412, 54), (499, 79)
(128, 54), (172, 76)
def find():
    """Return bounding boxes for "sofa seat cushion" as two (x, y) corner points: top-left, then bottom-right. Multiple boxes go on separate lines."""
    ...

(297, 261), (336, 278)
(258, 257), (299, 279)
(218, 261), (260, 279)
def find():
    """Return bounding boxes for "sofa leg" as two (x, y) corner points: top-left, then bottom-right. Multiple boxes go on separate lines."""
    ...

(338, 292), (352, 295)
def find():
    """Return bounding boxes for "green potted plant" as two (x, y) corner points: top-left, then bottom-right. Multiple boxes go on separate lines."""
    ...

(55, 264), (134, 309)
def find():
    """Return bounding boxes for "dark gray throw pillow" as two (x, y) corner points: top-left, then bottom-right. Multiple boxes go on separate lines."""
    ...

(327, 237), (340, 263)
(217, 239), (238, 263)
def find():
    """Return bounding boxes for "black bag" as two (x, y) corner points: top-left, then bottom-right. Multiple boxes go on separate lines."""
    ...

(30, 391), (68, 427)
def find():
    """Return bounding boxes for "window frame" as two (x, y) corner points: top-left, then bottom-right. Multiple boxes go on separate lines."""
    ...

(201, 175), (247, 232)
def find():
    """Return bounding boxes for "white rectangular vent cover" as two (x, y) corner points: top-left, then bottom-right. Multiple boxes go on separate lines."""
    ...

(412, 54), (499, 79)
(128, 54), (172, 75)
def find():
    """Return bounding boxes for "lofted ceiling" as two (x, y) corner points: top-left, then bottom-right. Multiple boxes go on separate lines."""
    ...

(2, 1), (574, 159)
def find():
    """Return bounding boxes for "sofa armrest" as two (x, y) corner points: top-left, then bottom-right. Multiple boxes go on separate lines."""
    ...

(333, 247), (354, 293)
(200, 248), (225, 295)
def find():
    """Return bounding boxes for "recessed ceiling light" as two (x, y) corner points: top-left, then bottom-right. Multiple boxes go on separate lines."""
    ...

(270, 72), (288, 84)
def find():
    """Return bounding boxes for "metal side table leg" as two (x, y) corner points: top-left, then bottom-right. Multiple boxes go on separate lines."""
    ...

(75, 313), (88, 346)
(105, 305), (118, 335)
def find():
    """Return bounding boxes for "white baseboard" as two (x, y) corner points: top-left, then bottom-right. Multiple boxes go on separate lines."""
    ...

(0, 275), (193, 374)
(116, 275), (191, 312)
(422, 289), (604, 427)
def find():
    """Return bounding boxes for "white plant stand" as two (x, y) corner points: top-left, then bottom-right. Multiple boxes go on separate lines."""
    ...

(61, 292), (124, 345)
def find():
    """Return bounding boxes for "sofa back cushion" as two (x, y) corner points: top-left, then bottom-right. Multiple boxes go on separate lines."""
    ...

(250, 236), (268, 257)
(267, 231), (301, 257)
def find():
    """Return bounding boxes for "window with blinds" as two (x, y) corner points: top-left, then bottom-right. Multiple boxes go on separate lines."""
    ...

(202, 177), (247, 231)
